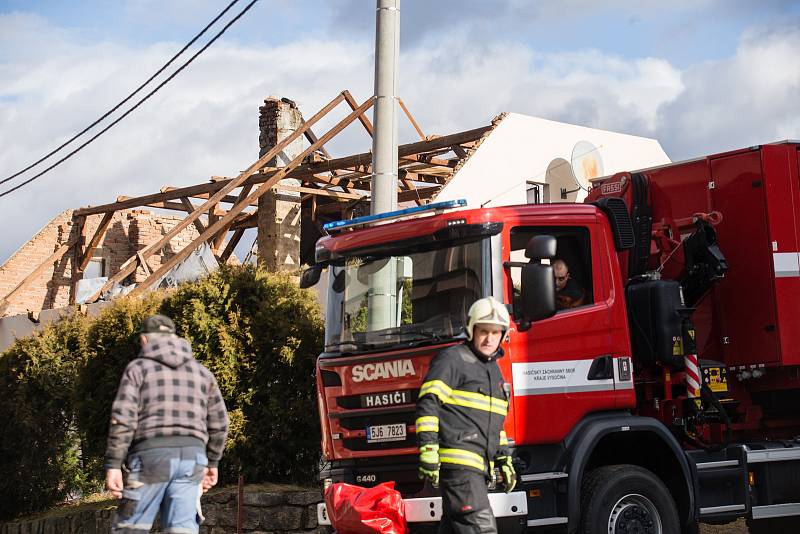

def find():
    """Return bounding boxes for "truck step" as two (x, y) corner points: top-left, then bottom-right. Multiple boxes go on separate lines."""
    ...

(687, 447), (749, 520)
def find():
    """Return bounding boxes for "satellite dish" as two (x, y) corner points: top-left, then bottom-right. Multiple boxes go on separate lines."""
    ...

(544, 158), (578, 202)
(570, 140), (604, 192)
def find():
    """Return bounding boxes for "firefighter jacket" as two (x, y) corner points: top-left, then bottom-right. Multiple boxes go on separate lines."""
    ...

(415, 342), (511, 475)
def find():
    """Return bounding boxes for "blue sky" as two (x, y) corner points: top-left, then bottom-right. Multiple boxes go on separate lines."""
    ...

(8, 1), (798, 65)
(1, 0), (799, 265)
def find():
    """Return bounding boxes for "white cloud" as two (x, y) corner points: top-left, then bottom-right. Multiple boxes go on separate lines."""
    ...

(0, 10), (798, 267)
(656, 23), (800, 158)
(0, 13), (376, 263)
(399, 32), (683, 136)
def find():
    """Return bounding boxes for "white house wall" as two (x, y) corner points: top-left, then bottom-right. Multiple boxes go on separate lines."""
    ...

(436, 113), (670, 209)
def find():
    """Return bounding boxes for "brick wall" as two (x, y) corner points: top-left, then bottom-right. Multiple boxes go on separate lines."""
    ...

(257, 97), (303, 272)
(0, 209), (201, 317)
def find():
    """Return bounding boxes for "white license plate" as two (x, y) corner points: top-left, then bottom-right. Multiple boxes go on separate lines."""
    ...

(366, 423), (406, 443)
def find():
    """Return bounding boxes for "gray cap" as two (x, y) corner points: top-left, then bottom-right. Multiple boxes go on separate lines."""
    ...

(140, 314), (176, 334)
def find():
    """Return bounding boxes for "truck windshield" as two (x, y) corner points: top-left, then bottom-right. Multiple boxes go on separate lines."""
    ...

(325, 239), (488, 352)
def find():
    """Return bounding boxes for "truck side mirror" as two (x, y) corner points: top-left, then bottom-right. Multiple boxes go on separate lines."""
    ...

(518, 235), (557, 329)
(520, 263), (556, 323)
(525, 235), (557, 261)
(300, 264), (324, 288)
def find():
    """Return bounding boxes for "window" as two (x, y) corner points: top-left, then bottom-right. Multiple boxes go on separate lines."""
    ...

(325, 239), (488, 351)
(83, 257), (107, 279)
(510, 226), (593, 314)
(526, 181), (549, 204)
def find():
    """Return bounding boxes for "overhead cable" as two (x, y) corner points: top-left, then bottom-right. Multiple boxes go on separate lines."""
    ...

(1, 0), (240, 186)
(0, 0), (258, 199)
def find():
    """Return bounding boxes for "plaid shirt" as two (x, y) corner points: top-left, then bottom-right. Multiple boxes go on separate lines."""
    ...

(105, 333), (229, 469)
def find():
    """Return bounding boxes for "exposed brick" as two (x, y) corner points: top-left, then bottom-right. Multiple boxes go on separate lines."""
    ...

(1, 209), (204, 317)
(258, 98), (302, 272)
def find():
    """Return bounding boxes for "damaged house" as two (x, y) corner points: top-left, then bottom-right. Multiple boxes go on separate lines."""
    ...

(0, 91), (670, 349)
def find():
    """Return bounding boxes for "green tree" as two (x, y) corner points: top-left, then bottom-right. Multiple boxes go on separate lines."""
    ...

(75, 293), (163, 480)
(0, 312), (92, 520)
(0, 264), (324, 520)
(160, 265), (324, 483)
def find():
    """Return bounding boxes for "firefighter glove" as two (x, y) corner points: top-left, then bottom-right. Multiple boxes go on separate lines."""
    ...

(418, 444), (440, 487)
(496, 455), (516, 493)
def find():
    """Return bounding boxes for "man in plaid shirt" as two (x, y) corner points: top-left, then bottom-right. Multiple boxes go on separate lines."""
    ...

(105, 314), (229, 534)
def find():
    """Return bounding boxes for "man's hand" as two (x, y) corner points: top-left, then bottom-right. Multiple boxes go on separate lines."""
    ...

(105, 468), (123, 499)
(496, 455), (516, 493)
(418, 444), (440, 488)
(202, 467), (219, 493)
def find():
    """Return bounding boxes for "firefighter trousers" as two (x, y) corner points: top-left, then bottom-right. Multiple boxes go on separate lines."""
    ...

(438, 469), (498, 534)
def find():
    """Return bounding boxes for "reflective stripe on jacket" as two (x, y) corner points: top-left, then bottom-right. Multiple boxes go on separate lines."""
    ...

(415, 343), (511, 474)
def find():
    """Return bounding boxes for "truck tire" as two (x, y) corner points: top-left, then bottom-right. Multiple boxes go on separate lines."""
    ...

(579, 464), (680, 534)
(746, 517), (799, 533)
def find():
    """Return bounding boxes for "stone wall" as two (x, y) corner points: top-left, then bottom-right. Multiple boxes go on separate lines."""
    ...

(0, 209), (201, 317)
(0, 486), (324, 534)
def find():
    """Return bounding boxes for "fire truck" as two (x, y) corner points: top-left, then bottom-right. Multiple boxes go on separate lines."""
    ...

(303, 141), (800, 533)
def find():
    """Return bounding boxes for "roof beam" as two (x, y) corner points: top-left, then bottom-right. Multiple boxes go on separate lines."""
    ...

(75, 125), (490, 218)
(84, 91), (351, 302)
(78, 212), (115, 272)
(125, 95), (375, 299)
(1, 235), (80, 314)
(398, 97), (425, 141)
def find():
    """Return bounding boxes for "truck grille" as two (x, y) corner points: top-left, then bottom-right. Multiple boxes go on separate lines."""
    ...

(344, 435), (418, 451)
(330, 392), (418, 452)
(318, 346), (439, 458)
(336, 390), (419, 409)
(335, 408), (416, 431)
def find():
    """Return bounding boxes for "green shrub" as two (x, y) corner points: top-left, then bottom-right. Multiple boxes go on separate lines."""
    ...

(0, 312), (92, 520)
(160, 265), (324, 484)
(75, 293), (163, 480)
(0, 264), (324, 520)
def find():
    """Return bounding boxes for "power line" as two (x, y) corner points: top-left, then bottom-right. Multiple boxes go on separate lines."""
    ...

(0, 0), (259, 199)
(1, 0), (240, 186)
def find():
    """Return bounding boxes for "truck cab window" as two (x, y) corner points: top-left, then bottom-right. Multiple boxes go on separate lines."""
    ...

(325, 239), (488, 351)
(509, 226), (593, 314)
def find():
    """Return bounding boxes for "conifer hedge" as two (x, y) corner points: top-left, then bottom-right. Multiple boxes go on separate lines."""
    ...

(0, 265), (324, 520)
(0, 312), (93, 519)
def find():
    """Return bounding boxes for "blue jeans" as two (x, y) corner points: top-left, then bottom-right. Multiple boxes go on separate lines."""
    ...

(112, 446), (208, 534)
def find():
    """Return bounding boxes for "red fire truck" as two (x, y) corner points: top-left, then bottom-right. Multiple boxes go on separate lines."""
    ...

(304, 141), (800, 534)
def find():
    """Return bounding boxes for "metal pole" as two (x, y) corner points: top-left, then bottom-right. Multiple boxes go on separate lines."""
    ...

(236, 474), (244, 534)
(369, 0), (400, 331)
(371, 0), (399, 216)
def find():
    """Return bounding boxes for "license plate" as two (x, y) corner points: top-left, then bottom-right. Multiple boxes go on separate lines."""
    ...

(366, 423), (406, 443)
(360, 390), (410, 408)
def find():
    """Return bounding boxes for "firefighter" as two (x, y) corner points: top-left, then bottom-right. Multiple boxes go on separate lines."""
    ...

(415, 296), (516, 534)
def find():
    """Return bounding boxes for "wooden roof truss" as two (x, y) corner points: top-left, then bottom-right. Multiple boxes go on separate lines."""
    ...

(1, 90), (492, 311)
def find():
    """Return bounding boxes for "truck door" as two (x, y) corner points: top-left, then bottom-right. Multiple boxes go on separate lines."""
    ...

(710, 151), (779, 366)
(504, 221), (626, 445)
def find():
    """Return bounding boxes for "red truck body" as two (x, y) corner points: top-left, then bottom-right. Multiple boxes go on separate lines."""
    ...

(312, 142), (800, 533)
(600, 142), (800, 370)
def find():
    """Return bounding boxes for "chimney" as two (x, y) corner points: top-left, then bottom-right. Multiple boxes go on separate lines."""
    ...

(257, 97), (304, 271)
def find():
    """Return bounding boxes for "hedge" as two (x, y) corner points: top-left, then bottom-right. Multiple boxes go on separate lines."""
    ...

(0, 311), (93, 518)
(0, 265), (324, 520)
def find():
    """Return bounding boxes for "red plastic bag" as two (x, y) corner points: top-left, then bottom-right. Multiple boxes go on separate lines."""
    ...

(324, 481), (409, 534)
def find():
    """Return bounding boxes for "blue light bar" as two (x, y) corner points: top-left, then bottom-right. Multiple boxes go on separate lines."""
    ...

(323, 199), (467, 232)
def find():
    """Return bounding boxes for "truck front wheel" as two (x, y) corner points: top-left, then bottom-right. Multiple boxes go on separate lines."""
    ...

(579, 464), (680, 534)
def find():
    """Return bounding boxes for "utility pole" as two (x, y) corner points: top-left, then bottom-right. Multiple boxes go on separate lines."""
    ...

(371, 0), (400, 216)
(368, 0), (400, 331)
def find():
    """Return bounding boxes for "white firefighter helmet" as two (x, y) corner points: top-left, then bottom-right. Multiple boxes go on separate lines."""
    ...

(466, 297), (510, 340)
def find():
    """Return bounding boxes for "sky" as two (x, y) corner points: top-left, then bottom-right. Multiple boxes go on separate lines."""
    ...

(1, 0), (799, 265)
